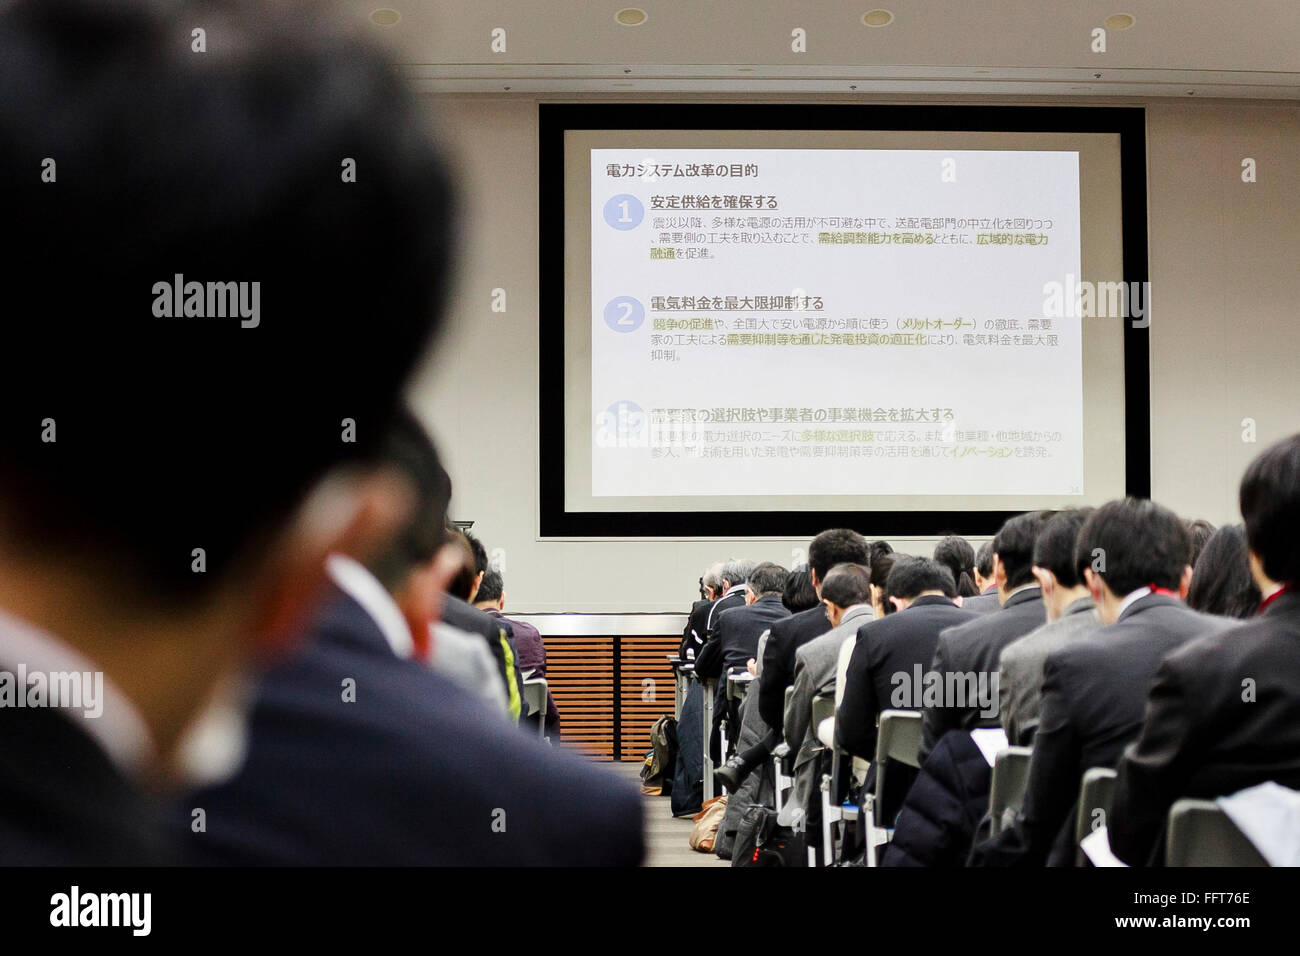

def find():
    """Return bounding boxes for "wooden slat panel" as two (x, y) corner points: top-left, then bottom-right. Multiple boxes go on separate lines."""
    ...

(619, 635), (682, 761)
(545, 636), (615, 760)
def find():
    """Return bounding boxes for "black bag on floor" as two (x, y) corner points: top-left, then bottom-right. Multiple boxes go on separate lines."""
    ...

(732, 805), (805, 867)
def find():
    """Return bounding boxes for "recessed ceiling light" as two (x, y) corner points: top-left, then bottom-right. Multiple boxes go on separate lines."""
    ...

(1104, 13), (1135, 30)
(370, 8), (400, 26)
(862, 10), (894, 27)
(615, 8), (648, 26)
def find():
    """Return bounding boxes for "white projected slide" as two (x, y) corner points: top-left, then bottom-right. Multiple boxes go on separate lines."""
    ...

(590, 148), (1083, 498)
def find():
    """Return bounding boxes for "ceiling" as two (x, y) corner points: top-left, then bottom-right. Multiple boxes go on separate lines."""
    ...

(344, 1), (1300, 99)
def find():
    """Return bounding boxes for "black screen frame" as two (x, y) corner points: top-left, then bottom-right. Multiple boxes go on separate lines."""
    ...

(538, 103), (1150, 538)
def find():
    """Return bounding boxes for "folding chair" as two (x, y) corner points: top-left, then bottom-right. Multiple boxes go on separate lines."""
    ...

(1074, 768), (1117, 865)
(988, 746), (1033, 836)
(772, 685), (796, 813)
(521, 677), (549, 742)
(863, 710), (923, 866)
(1165, 799), (1269, 867)
(702, 676), (716, 801)
(667, 654), (686, 720)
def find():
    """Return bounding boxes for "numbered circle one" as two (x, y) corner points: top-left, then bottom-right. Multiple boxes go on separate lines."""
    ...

(596, 400), (646, 448)
(603, 296), (645, 333)
(603, 194), (644, 230)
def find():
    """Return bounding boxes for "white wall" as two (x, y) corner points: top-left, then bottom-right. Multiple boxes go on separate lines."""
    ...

(405, 94), (1300, 612)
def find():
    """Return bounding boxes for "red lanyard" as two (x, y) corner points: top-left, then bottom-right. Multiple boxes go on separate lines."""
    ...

(1259, 583), (1293, 615)
(1147, 585), (1179, 598)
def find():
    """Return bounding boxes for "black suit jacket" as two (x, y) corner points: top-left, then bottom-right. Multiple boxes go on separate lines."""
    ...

(978, 593), (1236, 866)
(837, 595), (978, 760)
(961, 588), (1001, 616)
(0, 704), (172, 865)
(680, 598), (714, 660)
(757, 605), (833, 732)
(1109, 590), (1300, 866)
(177, 588), (645, 865)
(921, 586), (1045, 760)
(695, 593), (791, 681)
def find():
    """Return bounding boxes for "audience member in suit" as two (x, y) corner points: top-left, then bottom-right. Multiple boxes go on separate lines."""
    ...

(838, 558), (977, 762)
(1184, 523), (1262, 619)
(998, 508), (1100, 746)
(0, 0), (455, 864)
(758, 531), (876, 733)
(782, 564), (876, 820)
(1110, 436), (1300, 865)
(698, 564), (791, 759)
(177, 412), (645, 865)
(715, 533), (878, 790)
(705, 559), (754, 637)
(921, 512), (1051, 759)
(476, 569), (561, 735)
(934, 534), (981, 599)
(972, 499), (1236, 866)
(680, 563), (724, 660)
(961, 541), (1002, 615)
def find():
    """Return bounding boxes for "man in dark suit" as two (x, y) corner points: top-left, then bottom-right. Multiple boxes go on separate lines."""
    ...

(921, 512), (1051, 759)
(838, 558), (978, 761)
(176, 410), (645, 865)
(758, 530), (875, 733)
(972, 498), (1235, 866)
(961, 541), (1001, 614)
(680, 563), (724, 660)
(697, 564), (791, 692)
(1110, 435), (1300, 865)
(704, 559), (753, 639)
(0, 0), (455, 864)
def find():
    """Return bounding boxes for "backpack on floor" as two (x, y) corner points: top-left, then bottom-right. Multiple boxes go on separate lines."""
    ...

(639, 714), (678, 795)
(732, 804), (806, 867)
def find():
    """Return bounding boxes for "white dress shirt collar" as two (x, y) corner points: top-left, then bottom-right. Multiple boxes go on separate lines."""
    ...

(1116, 585), (1154, 620)
(0, 605), (155, 776)
(326, 554), (415, 659)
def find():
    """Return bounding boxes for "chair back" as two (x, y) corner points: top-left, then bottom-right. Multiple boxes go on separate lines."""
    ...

(1166, 799), (1269, 867)
(1073, 768), (1117, 864)
(988, 746), (1033, 836)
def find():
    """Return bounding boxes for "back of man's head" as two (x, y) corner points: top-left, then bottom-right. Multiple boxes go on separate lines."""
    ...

(1185, 518), (1217, 569)
(0, 0), (455, 602)
(993, 512), (1053, 589)
(465, 533), (490, 577)
(807, 529), (870, 581)
(746, 562), (788, 597)
(975, 541), (995, 581)
(722, 558), (757, 590)
(886, 556), (956, 602)
(819, 563), (871, 609)
(1076, 499), (1192, 597)
(475, 569), (504, 606)
(1033, 508), (1094, 589)
(1239, 432), (1300, 588)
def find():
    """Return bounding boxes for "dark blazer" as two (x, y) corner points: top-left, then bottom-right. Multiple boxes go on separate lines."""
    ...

(695, 593), (791, 682)
(921, 586), (1045, 760)
(680, 598), (714, 660)
(757, 605), (833, 732)
(0, 705), (173, 865)
(961, 587), (1001, 616)
(705, 587), (747, 639)
(838, 595), (978, 761)
(176, 589), (645, 865)
(975, 593), (1236, 867)
(1109, 590), (1300, 866)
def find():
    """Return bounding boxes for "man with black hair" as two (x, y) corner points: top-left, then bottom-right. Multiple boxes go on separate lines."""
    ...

(921, 512), (1051, 759)
(0, 0), (455, 865)
(963, 541), (1002, 614)
(179, 410), (644, 865)
(973, 498), (1235, 867)
(998, 508), (1100, 745)
(758, 530), (872, 734)
(475, 569), (560, 736)
(838, 557), (977, 763)
(1110, 436), (1300, 865)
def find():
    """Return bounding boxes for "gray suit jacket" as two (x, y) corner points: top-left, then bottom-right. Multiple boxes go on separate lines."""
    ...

(998, 596), (1100, 746)
(784, 604), (875, 815)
